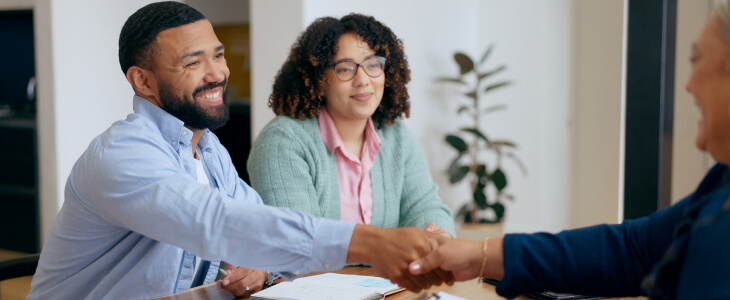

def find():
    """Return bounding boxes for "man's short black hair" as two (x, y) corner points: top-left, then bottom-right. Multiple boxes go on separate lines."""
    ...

(118, 1), (205, 75)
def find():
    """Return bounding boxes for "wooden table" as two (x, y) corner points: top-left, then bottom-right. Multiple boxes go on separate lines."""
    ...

(153, 266), (530, 300)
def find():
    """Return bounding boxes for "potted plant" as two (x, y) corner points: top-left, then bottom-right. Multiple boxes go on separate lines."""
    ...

(437, 45), (526, 224)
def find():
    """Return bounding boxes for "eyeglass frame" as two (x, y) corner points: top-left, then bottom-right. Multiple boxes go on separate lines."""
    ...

(328, 56), (387, 81)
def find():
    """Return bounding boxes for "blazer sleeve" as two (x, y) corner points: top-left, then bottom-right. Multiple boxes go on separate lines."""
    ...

(496, 195), (689, 298)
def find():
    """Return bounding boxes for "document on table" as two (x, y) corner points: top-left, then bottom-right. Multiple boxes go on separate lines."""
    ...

(250, 273), (404, 300)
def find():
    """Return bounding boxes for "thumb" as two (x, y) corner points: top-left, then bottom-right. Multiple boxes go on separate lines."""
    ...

(409, 250), (444, 276)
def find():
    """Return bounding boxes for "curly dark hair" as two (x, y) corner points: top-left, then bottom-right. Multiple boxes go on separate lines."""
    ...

(269, 13), (411, 128)
(118, 1), (205, 75)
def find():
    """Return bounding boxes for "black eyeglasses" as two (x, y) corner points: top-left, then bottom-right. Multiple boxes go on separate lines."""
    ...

(330, 56), (386, 81)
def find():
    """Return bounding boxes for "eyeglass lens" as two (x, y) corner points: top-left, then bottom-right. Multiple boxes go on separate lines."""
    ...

(333, 57), (386, 81)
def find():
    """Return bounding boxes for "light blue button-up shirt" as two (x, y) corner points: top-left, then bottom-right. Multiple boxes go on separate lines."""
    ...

(28, 96), (355, 299)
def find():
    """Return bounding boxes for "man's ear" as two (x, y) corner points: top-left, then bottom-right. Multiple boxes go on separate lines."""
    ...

(126, 66), (158, 102)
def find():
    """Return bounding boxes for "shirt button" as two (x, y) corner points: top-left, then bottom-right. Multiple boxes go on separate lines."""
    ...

(324, 263), (331, 269)
(182, 131), (187, 136)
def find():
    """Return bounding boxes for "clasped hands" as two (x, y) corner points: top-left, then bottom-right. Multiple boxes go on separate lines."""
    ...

(345, 223), (460, 293)
(354, 223), (503, 293)
(219, 223), (496, 296)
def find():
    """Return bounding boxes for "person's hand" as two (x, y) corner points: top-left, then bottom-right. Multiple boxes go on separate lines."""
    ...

(409, 237), (505, 282)
(425, 223), (452, 238)
(216, 265), (268, 298)
(347, 225), (454, 292)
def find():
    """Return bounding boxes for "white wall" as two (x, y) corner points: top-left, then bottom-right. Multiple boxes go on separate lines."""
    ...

(474, 1), (575, 233)
(570, 1), (624, 228)
(250, 0), (303, 141)
(671, 0), (714, 204)
(33, 0), (159, 243)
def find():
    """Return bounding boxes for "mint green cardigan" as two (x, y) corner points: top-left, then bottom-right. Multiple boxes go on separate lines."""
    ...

(247, 116), (456, 237)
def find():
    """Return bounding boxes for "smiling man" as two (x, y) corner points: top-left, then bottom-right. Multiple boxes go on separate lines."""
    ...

(27, 2), (449, 299)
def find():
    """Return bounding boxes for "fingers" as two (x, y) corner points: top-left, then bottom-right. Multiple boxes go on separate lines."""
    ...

(420, 270), (443, 287)
(408, 273), (433, 291)
(425, 223), (451, 238)
(218, 268), (267, 297)
(409, 248), (445, 276)
(434, 268), (455, 286)
(398, 276), (423, 293)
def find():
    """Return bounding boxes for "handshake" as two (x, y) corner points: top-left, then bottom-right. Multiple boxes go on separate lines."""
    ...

(347, 224), (503, 292)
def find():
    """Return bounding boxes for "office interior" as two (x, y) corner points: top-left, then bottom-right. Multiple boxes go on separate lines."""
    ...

(0, 0), (713, 298)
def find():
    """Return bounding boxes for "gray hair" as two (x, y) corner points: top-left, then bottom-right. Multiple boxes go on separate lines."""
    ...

(715, 0), (730, 70)
(717, 0), (730, 39)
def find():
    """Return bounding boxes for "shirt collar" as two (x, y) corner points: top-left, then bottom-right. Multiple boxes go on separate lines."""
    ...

(318, 106), (381, 157)
(318, 106), (343, 154)
(132, 95), (214, 152)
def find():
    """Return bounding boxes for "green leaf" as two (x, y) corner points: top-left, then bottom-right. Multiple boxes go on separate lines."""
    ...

(506, 152), (528, 176)
(449, 165), (470, 184)
(457, 105), (470, 115)
(448, 152), (464, 172)
(483, 104), (507, 114)
(479, 44), (495, 65)
(459, 128), (492, 146)
(495, 140), (517, 148)
(492, 168), (507, 191)
(465, 91), (477, 100)
(464, 207), (474, 223)
(445, 134), (468, 152)
(454, 52), (474, 75)
(478, 65), (506, 81)
(475, 164), (487, 178)
(435, 77), (466, 85)
(475, 164), (487, 190)
(492, 202), (506, 220)
(473, 189), (488, 210)
(484, 81), (512, 93)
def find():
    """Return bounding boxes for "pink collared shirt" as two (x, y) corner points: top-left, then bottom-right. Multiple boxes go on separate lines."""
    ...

(318, 107), (382, 224)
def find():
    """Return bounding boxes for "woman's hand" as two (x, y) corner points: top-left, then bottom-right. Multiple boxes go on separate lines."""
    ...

(217, 265), (268, 297)
(425, 223), (452, 238)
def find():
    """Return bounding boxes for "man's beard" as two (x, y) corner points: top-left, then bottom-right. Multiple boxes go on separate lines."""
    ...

(158, 78), (230, 131)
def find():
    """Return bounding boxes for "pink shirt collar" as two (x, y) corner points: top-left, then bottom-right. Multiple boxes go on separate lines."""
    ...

(318, 107), (381, 158)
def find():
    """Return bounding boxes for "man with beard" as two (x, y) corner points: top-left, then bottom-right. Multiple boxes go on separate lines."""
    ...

(27, 2), (451, 299)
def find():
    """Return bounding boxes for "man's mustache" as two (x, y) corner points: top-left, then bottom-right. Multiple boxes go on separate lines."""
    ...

(193, 78), (227, 96)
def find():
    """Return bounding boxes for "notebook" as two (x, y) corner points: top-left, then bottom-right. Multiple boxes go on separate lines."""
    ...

(481, 278), (605, 300)
(251, 273), (405, 300)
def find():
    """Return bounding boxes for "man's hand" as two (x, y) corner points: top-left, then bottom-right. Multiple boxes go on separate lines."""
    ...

(409, 237), (505, 282)
(216, 265), (268, 297)
(347, 225), (454, 292)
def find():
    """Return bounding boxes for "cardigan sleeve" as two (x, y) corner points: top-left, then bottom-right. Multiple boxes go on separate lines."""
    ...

(395, 122), (456, 237)
(496, 195), (689, 298)
(247, 118), (324, 217)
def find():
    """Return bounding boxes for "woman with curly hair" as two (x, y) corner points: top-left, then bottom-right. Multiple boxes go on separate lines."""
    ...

(247, 13), (455, 237)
